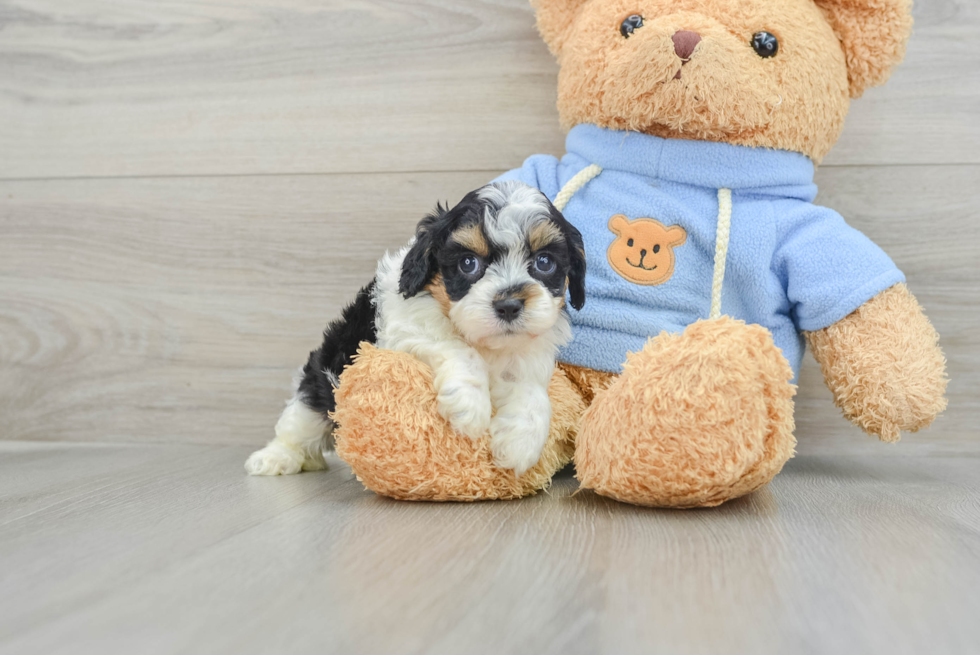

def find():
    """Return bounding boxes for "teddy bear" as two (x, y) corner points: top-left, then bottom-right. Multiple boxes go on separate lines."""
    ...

(330, 0), (947, 507)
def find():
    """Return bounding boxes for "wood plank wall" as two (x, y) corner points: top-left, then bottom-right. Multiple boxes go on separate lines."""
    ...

(1, 0), (977, 450)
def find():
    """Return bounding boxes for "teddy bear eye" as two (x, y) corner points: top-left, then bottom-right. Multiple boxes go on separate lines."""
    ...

(752, 31), (779, 58)
(620, 15), (644, 38)
(653, 244), (661, 254)
(627, 238), (634, 247)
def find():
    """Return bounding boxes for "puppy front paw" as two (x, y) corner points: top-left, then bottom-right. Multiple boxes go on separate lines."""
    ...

(245, 442), (308, 476)
(489, 409), (550, 477)
(437, 377), (492, 440)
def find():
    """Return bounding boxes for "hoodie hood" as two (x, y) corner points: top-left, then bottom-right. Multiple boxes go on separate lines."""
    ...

(566, 124), (818, 202)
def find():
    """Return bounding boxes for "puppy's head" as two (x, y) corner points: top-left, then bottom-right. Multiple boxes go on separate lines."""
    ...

(399, 181), (586, 347)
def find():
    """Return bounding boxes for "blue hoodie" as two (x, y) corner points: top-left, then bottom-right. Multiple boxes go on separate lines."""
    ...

(496, 124), (904, 381)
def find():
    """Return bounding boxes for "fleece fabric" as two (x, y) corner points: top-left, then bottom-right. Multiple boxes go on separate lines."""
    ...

(496, 124), (904, 380)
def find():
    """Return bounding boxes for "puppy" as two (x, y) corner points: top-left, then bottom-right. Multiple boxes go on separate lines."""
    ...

(245, 180), (586, 477)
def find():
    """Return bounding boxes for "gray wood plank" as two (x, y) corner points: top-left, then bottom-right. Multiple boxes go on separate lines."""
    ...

(0, 0), (562, 179)
(1, 0), (977, 181)
(1, 166), (977, 448)
(0, 442), (978, 655)
(0, 171), (490, 445)
(827, 0), (980, 166)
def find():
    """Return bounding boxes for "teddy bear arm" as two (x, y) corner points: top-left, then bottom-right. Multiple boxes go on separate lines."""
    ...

(332, 343), (582, 500)
(804, 284), (948, 443)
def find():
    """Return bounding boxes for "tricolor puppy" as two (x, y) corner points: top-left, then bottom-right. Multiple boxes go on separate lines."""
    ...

(245, 181), (586, 477)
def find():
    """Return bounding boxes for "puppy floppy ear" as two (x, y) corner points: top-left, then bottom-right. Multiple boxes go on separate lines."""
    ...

(399, 203), (449, 298)
(813, 0), (913, 98)
(549, 204), (587, 311)
(566, 236), (587, 311)
(532, 0), (589, 57)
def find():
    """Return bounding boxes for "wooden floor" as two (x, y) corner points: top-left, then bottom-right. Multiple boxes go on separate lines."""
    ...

(1, 442), (978, 655)
(1, 0), (979, 653)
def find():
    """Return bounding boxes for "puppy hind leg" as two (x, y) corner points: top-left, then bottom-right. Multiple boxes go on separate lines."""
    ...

(245, 397), (332, 476)
(246, 280), (376, 476)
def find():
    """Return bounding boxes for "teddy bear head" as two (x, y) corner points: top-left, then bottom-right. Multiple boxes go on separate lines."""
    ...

(607, 214), (687, 285)
(532, 0), (912, 162)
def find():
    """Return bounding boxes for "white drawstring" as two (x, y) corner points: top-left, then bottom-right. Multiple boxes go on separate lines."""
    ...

(710, 188), (732, 320)
(553, 164), (603, 212)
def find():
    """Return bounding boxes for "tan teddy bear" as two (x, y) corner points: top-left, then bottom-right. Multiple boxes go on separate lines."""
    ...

(331, 0), (947, 507)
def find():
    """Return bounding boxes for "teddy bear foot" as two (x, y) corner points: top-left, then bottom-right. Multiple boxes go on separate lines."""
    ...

(575, 317), (797, 508)
(332, 343), (584, 501)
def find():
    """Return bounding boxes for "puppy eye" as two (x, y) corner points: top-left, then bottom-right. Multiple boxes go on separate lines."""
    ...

(752, 31), (778, 58)
(627, 238), (634, 247)
(620, 14), (643, 38)
(458, 255), (483, 276)
(534, 254), (557, 275)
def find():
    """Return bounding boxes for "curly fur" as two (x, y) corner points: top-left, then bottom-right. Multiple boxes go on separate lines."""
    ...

(574, 318), (797, 508)
(814, 0), (913, 97)
(534, 0), (911, 162)
(806, 284), (948, 443)
(558, 362), (616, 405)
(333, 344), (584, 501)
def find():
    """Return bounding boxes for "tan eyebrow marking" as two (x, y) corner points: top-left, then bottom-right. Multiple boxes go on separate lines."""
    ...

(528, 221), (564, 252)
(449, 224), (489, 257)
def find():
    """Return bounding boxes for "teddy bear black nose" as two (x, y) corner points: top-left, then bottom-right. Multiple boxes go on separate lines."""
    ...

(493, 297), (525, 323)
(672, 31), (702, 61)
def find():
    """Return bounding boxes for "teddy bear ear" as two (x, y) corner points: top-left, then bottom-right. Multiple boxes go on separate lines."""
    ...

(666, 225), (688, 246)
(813, 0), (914, 98)
(607, 214), (629, 235)
(531, 0), (590, 56)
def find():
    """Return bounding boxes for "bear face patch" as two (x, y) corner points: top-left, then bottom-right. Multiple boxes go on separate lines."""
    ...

(607, 214), (687, 286)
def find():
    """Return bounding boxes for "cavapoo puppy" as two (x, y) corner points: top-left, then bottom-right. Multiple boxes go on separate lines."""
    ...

(246, 180), (586, 477)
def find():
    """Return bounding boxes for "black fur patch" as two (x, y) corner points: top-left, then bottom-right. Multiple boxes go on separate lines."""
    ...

(398, 202), (453, 299)
(435, 238), (489, 302)
(296, 281), (376, 419)
(546, 203), (587, 310)
(399, 191), (487, 299)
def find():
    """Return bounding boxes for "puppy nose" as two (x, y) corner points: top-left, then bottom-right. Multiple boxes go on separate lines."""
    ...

(672, 30), (701, 60)
(493, 297), (525, 323)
